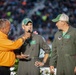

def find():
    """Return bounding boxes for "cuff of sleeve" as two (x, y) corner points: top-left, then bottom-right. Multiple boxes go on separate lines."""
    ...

(42, 61), (46, 64)
(21, 37), (25, 43)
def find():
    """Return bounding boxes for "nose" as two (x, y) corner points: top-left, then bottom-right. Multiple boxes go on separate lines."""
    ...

(56, 23), (58, 26)
(56, 21), (59, 26)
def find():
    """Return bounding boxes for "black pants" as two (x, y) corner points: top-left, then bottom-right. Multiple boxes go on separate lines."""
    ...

(0, 66), (10, 75)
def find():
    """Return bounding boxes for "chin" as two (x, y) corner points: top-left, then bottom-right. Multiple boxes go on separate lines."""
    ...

(58, 28), (61, 30)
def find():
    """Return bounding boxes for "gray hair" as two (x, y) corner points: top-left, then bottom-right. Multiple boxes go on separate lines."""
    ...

(0, 19), (10, 29)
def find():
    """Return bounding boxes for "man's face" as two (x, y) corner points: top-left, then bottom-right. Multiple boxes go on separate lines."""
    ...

(23, 22), (33, 33)
(56, 21), (64, 30)
(5, 21), (11, 35)
(2, 20), (11, 35)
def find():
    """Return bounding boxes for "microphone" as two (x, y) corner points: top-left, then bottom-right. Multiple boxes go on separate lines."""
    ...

(28, 30), (31, 33)
(28, 30), (32, 33)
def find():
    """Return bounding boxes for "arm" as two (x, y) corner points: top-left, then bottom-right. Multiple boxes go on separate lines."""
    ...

(39, 36), (50, 63)
(35, 36), (50, 67)
(74, 67), (76, 74)
(74, 30), (76, 73)
(0, 32), (31, 51)
(42, 53), (49, 64)
(35, 53), (49, 67)
(49, 38), (57, 74)
(16, 52), (29, 59)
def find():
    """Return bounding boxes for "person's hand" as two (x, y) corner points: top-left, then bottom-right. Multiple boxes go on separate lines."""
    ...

(33, 31), (38, 34)
(16, 52), (29, 59)
(74, 66), (76, 74)
(21, 52), (29, 59)
(50, 66), (54, 74)
(22, 31), (31, 41)
(35, 61), (44, 67)
(24, 31), (31, 38)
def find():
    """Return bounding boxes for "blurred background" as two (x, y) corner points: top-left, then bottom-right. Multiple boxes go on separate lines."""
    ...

(0, 0), (76, 40)
(1, 0), (76, 75)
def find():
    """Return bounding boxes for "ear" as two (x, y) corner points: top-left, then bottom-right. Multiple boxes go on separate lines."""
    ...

(22, 25), (25, 29)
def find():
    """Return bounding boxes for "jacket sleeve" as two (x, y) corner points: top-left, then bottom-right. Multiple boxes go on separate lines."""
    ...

(0, 38), (24, 51)
(74, 30), (76, 66)
(49, 37), (57, 67)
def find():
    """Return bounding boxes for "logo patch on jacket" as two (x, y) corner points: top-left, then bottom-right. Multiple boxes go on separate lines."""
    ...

(30, 40), (36, 45)
(64, 35), (70, 39)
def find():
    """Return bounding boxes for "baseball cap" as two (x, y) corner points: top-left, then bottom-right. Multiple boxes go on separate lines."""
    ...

(52, 13), (69, 22)
(22, 18), (32, 25)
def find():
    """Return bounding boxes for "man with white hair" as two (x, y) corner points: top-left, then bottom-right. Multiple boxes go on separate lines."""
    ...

(49, 13), (76, 75)
(0, 19), (31, 75)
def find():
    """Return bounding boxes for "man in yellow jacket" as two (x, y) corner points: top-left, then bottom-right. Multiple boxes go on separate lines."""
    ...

(0, 19), (31, 75)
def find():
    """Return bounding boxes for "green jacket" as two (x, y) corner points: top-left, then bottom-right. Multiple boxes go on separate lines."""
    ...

(17, 33), (50, 75)
(50, 26), (76, 75)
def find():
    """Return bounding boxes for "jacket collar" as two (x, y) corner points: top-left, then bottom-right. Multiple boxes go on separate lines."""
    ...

(0, 31), (8, 39)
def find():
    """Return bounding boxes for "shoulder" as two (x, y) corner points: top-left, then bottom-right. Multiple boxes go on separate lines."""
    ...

(32, 33), (45, 41)
(32, 33), (41, 37)
(54, 30), (61, 36)
(70, 26), (76, 33)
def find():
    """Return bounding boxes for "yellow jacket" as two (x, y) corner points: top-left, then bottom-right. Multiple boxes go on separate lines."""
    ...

(0, 31), (23, 67)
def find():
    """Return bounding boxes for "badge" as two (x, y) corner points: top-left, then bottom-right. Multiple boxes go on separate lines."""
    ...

(64, 35), (70, 39)
(30, 40), (36, 45)
(58, 35), (62, 40)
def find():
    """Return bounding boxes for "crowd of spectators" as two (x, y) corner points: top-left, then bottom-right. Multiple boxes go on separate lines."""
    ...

(0, 0), (76, 40)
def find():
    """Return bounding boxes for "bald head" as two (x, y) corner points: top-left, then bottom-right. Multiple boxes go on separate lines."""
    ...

(0, 19), (11, 34)
(0, 19), (10, 29)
